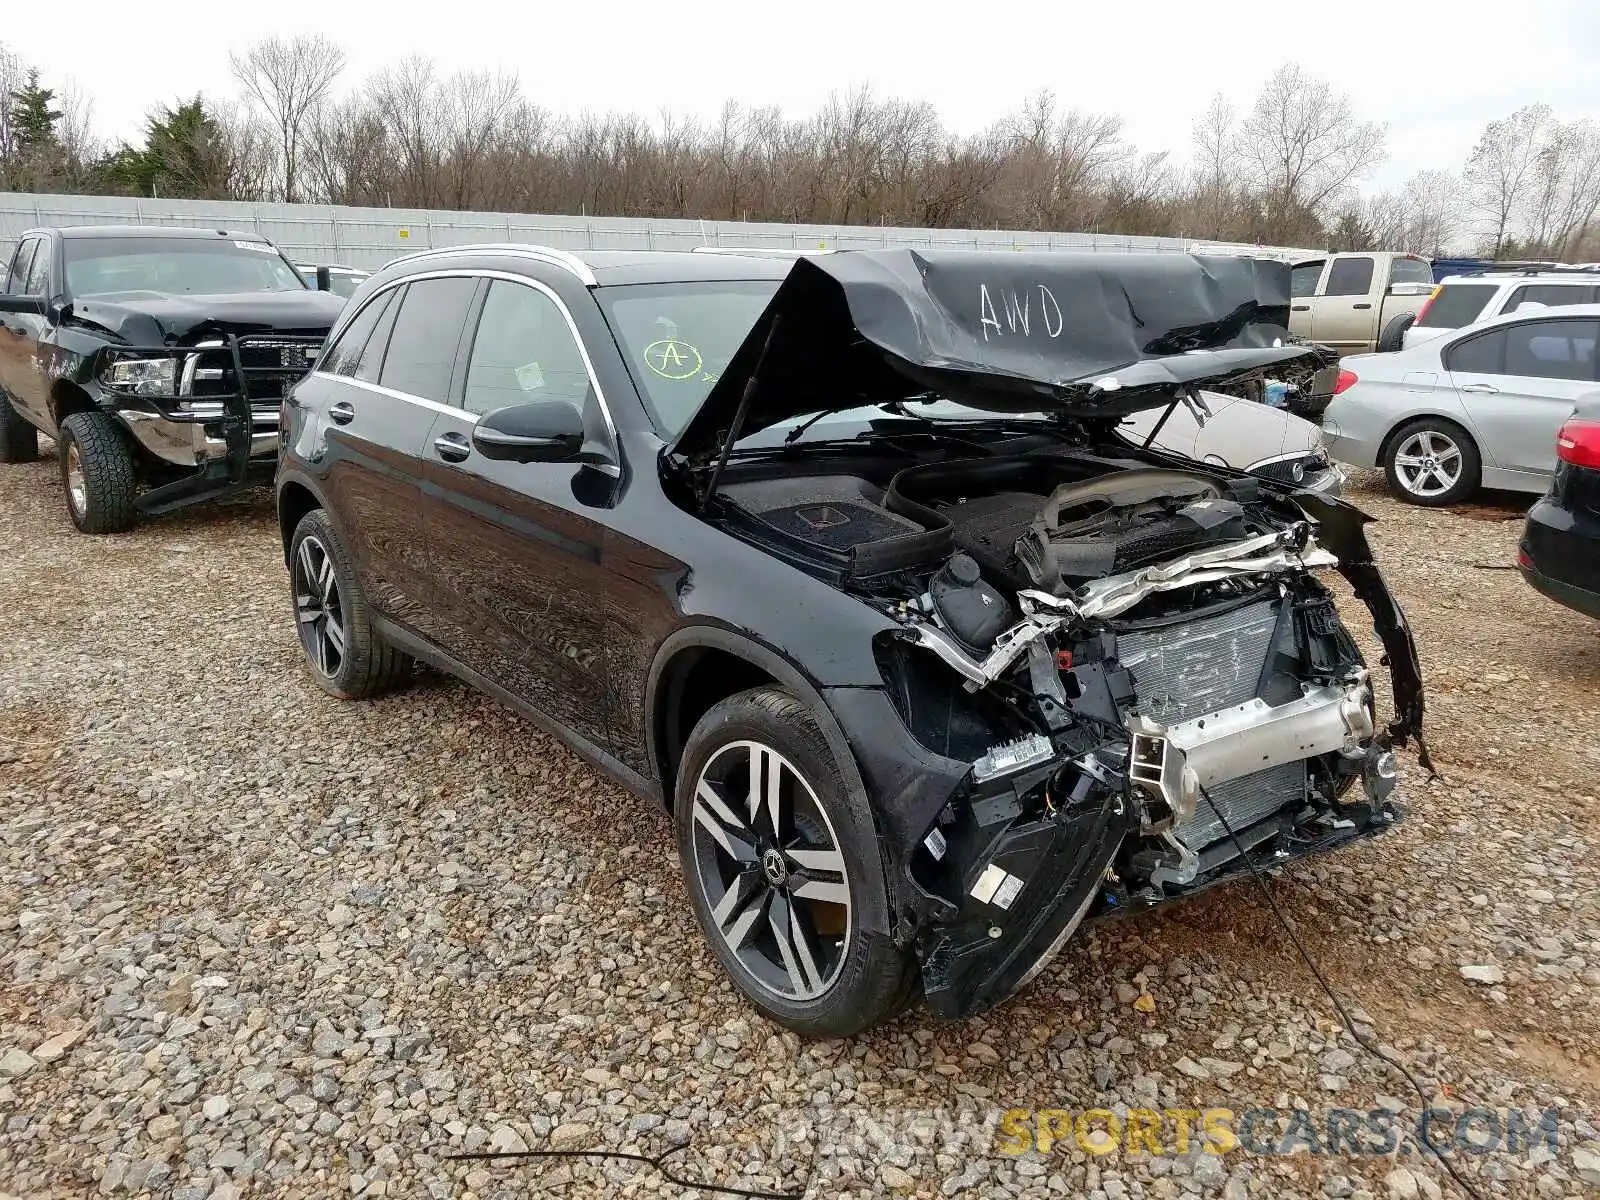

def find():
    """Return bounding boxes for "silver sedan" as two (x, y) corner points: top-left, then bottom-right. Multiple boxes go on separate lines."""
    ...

(1322, 303), (1600, 505)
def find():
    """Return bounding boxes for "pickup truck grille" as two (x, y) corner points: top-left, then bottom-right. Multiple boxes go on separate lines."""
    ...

(183, 337), (322, 405)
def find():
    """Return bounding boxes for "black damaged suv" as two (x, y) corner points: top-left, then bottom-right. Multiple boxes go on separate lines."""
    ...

(276, 245), (1425, 1035)
(0, 225), (342, 533)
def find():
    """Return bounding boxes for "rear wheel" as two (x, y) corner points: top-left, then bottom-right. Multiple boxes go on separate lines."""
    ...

(675, 686), (916, 1037)
(58, 411), (137, 533)
(288, 508), (412, 699)
(0, 394), (38, 463)
(1383, 417), (1481, 506)
(1377, 312), (1414, 353)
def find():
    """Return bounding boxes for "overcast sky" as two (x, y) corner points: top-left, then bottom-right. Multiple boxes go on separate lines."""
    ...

(7, 0), (1599, 195)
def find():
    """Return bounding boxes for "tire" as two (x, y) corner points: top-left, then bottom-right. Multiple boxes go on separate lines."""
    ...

(287, 508), (412, 699)
(675, 686), (916, 1036)
(0, 394), (38, 463)
(1383, 417), (1482, 506)
(58, 411), (137, 533)
(1377, 312), (1415, 353)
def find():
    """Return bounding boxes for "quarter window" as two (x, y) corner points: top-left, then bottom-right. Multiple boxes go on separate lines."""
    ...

(1446, 328), (1505, 374)
(1323, 257), (1375, 297)
(379, 277), (478, 401)
(318, 288), (395, 377)
(462, 280), (591, 416)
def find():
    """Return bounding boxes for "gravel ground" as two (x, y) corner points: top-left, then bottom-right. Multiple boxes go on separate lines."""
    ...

(1, 452), (1597, 1200)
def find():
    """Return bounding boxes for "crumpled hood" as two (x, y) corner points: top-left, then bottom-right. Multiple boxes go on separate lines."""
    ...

(67, 289), (345, 346)
(671, 249), (1321, 460)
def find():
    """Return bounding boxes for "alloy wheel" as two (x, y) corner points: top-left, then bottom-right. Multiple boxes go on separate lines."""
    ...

(293, 535), (347, 679)
(1392, 429), (1463, 499)
(688, 740), (852, 1001)
(64, 441), (86, 517)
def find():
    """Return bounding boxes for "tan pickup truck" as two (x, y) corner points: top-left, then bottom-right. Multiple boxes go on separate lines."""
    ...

(1287, 251), (1436, 355)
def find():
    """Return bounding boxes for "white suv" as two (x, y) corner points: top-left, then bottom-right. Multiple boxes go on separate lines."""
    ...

(1402, 270), (1600, 350)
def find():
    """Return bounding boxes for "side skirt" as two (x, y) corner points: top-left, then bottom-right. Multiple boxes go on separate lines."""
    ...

(371, 614), (661, 805)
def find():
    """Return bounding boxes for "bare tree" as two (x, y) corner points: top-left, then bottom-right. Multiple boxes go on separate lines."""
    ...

(1235, 64), (1386, 242)
(229, 35), (345, 202)
(1463, 104), (1549, 257)
(1190, 93), (1236, 239)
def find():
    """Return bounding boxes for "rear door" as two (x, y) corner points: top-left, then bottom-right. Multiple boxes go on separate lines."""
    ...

(420, 274), (616, 750)
(1288, 259), (1323, 339)
(0, 237), (42, 420)
(309, 277), (476, 632)
(7, 236), (58, 426)
(1306, 256), (1377, 353)
(1445, 317), (1600, 477)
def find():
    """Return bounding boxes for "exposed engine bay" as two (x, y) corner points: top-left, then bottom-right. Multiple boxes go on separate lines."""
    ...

(713, 443), (1417, 1017)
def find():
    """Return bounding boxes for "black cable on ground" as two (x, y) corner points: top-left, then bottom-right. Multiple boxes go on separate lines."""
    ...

(1196, 782), (1487, 1200)
(445, 1141), (807, 1198)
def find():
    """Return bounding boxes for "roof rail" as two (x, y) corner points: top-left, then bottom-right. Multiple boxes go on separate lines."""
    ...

(689, 246), (831, 257)
(389, 242), (597, 286)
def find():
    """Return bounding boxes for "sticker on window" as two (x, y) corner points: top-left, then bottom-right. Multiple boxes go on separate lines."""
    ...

(233, 241), (278, 253)
(514, 361), (545, 391)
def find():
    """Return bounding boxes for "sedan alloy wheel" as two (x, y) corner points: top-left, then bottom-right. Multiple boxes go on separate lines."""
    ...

(1392, 428), (1465, 499)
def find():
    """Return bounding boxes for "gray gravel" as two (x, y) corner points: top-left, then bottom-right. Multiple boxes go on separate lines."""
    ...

(1, 454), (1597, 1199)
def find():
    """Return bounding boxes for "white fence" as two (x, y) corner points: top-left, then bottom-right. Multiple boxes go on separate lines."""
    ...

(0, 191), (1317, 271)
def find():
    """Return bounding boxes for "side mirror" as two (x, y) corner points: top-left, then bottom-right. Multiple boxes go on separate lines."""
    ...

(0, 293), (45, 315)
(471, 400), (585, 463)
(315, 266), (332, 292)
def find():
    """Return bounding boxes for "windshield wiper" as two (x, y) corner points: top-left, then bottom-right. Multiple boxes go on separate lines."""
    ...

(782, 407), (835, 445)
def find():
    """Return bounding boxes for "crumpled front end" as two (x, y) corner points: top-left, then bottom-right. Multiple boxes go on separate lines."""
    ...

(858, 483), (1423, 1020)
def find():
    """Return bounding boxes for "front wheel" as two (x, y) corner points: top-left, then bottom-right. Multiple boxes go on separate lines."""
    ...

(58, 411), (137, 533)
(1383, 417), (1482, 506)
(675, 686), (916, 1037)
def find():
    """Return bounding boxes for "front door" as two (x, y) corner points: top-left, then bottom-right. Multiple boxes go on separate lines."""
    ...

(1445, 316), (1600, 478)
(421, 275), (617, 750)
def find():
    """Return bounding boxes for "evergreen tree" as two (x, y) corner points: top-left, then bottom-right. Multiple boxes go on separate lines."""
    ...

(8, 69), (60, 153)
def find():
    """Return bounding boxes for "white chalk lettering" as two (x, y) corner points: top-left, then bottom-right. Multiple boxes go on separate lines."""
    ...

(1002, 288), (1030, 335)
(978, 284), (1003, 341)
(1038, 284), (1063, 338)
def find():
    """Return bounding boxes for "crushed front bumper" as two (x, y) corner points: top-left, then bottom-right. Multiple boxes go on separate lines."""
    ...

(100, 335), (322, 514)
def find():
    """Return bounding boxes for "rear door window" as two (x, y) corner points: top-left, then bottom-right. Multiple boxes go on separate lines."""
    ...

(1416, 283), (1497, 329)
(1501, 318), (1600, 382)
(1290, 261), (1323, 298)
(1502, 283), (1596, 313)
(1323, 257), (1375, 297)
(378, 278), (478, 401)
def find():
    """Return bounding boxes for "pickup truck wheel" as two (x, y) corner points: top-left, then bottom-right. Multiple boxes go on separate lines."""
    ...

(288, 508), (412, 699)
(675, 686), (917, 1037)
(1383, 417), (1481, 506)
(0, 395), (39, 463)
(58, 411), (137, 533)
(1377, 312), (1415, 353)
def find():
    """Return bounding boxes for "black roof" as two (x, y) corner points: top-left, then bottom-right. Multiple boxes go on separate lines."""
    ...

(28, 225), (272, 242)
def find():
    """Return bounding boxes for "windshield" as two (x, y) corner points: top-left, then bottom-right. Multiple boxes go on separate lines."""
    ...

(596, 280), (780, 436)
(64, 237), (307, 298)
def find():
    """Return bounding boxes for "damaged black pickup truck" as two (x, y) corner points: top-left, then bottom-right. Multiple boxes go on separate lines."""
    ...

(0, 225), (343, 533)
(276, 244), (1425, 1037)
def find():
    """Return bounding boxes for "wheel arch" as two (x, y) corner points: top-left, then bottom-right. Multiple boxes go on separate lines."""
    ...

(50, 379), (96, 430)
(276, 475), (325, 564)
(1378, 409), (1481, 468)
(645, 626), (869, 816)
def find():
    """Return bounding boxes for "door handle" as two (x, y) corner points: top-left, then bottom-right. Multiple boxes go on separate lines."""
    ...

(1460, 383), (1499, 394)
(1291, 304), (1310, 312)
(328, 400), (355, 425)
(1352, 302), (1372, 310)
(433, 432), (471, 463)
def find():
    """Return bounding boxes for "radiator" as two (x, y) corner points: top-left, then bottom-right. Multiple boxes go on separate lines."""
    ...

(1117, 600), (1306, 850)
